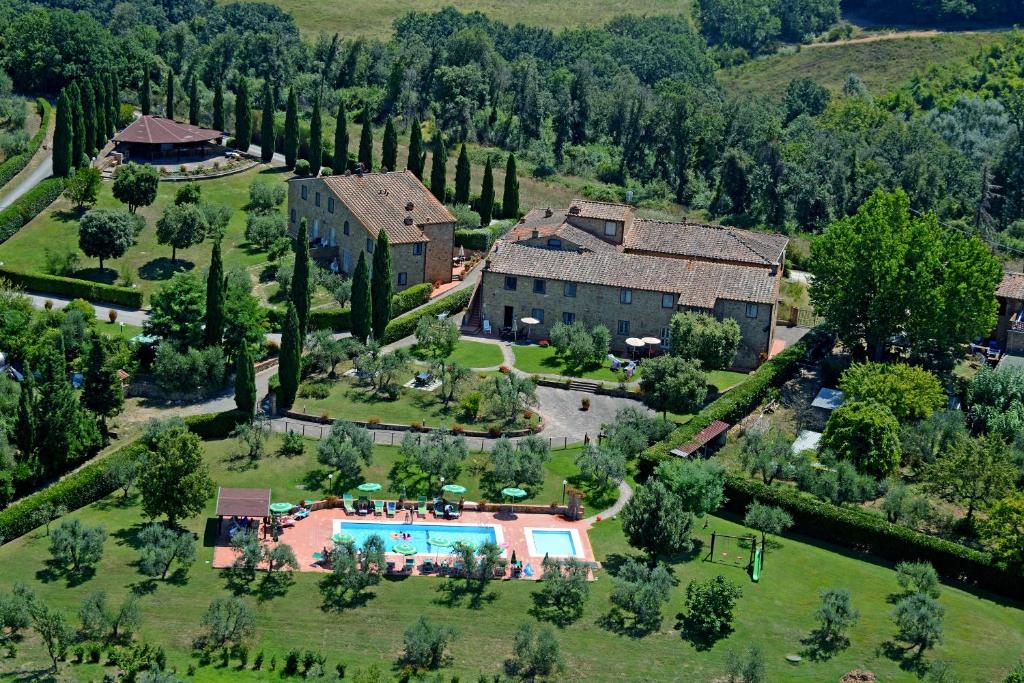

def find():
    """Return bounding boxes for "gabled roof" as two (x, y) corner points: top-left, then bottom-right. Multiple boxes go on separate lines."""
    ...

(113, 115), (223, 145)
(998, 272), (1024, 300)
(506, 221), (619, 253)
(568, 198), (633, 222)
(321, 171), (454, 244)
(625, 219), (788, 267)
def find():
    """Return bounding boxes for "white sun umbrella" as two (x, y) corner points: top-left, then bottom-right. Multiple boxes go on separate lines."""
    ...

(520, 316), (540, 340)
(625, 337), (645, 358)
(641, 336), (661, 356)
(458, 245), (466, 261)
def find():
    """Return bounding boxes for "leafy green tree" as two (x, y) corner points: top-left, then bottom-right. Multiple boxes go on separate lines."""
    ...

(895, 561), (941, 599)
(204, 240), (226, 346)
(246, 179), (286, 214)
(407, 117), (425, 178)
(0, 583), (33, 644)
(30, 602), (74, 669)
(317, 421), (374, 489)
(138, 523), (196, 580)
(575, 443), (627, 489)
(156, 203), (208, 261)
(81, 333), (124, 438)
(260, 81), (275, 163)
(549, 322), (611, 370)
(140, 68), (151, 115)
(982, 493), (1024, 568)
(370, 230), (392, 340)
(609, 558), (674, 633)
(291, 223), (311, 341)
(922, 435), (1016, 522)
(454, 143), (471, 204)
(892, 592), (944, 655)
(810, 189), (1001, 363)
(657, 458), (727, 519)
(669, 312), (741, 370)
(433, 360), (471, 407)
(35, 338), (101, 475)
(320, 536), (386, 608)
(283, 87), (298, 169)
(743, 501), (793, 547)
(309, 93), (322, 175)
(399, 429), (468, 485)
(684, 574), (743, 641)
(234, 78), (252, 151)
(105, 447), (141, 500)
(234, 339), (257, 421)
(415, 316), (459, 361)
(332, 102), (349, 172)
(810, 588), (859, 653)
(350, 251), (372, 342)
(508, 622), (563, 678)
(188, 73), (199, 125)
(112, 162), (159, 213)
(50, 519), (106, 574)
(230, 529), (264, 582)
(138, 421), (215, 526)
(174, 182), (201, 206)
(639, 355), (707, 418)
(53, 88), (73, 177)
(278, 302), (301, 409)
(429, 133), (446, 201)
(200, 597), (255, 649)
(265, 543), (298, 574)
(146, 273), (206, 347)
(15, 361), (35, 459)
(965, 366), (1024, 439)
(164, 68), (175, 120)
(488, 374), (539, 425)
(212, 81), (224, 132)
(881, 479), (931, 527)
(839, 362), (946, 422)
(489, 435), (550, 489)
(534, 557), (590, 625)
(784, 77), (831, 124)
(620, 480), (693, 564)
(503, 153), (520, 218)
(78, 208), (137, 271)
(382, 116), (397, 171)
(402, 617), (457, 670)
(478, 156), (494, 226)
(821, 400), (901, 477)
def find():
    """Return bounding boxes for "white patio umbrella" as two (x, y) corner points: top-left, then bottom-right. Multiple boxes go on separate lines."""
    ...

(458, 245), (466, 261)
(641, 336), (661, 356)
(625, 337), (645, 358)
(520, 316), (540, 340)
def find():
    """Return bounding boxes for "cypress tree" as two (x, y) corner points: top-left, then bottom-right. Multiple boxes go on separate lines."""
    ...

(15, 360), (35, 459)
(234, 78), (252, 151)
(382, 116), (397, 172)
(370, 230), (393, 340)
(407, 117), (424, 179)
(332, 101), (348, 172)
(212, 81), (225, 132)
(234, 339), (257, 421)
(107, 73), (119, 136)
(81, 333), (123, 441)
(454, 143), (471, 205)
(503, 153), (520, 219)
(204, 240), (226, 346)
(429, 133), (447, 202)
(68, 82), (85, 169)
(165, 68), (175, 120)
(291, 220), (311, 342)
(283, 87), (298, 169)
(350, 251), (372, 343)
(140, 69), (151, 115)
(260, 81), (275, 163)
(479, 156), (494, 227)
(53, 89), (74, 177)
(92, 77), (108, 147)
(80, 79), (96, 157)
(357, 108), (373, 171)
(278, 302), (301, 410)
(309, 94), (322, 175)
(188, 73), (199, 125)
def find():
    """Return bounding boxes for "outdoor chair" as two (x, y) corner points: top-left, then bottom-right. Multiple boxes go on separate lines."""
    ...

(374, 500), (384, 516)
(294, 507), (310, 520)
(386, 561), (396, 574)
(482, 319), (492, 334)
(342, 493), (356, 515)
(357, 496), (370, 515)
(417, 496), (427, 518)
(386, 501), (396, 517)
(403, 558), (415, 574)
(432, 498), (445, 517)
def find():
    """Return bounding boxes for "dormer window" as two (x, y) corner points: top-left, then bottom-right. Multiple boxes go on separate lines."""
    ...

(604, 221), (617, 236)
(547, 238), (561, 249)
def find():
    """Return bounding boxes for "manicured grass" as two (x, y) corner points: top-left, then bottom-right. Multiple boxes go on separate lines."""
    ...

(94, 319), (144, 339)
(512, 343), (632, 382)
(412, 340), (504, 369)
(0, 165), (289, 304)
(2, 432), (1022, 681)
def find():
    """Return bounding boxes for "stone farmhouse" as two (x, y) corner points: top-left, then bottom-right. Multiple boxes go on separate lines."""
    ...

(465, 199), (788, 370)
(288, 170), (455, 292)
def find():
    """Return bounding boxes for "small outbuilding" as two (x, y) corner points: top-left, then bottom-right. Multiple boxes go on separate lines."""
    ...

(112, 115), (224, 162)
(215, 487), (270, 537)
(670, 420), (730, 458)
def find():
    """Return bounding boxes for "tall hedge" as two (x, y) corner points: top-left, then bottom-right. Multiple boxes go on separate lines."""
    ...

(0, 177), (65, 244)
(264, 282), (431, 332)
(0, 267), (143, 308)
(0, 99), (51, 190)
(381, 286), (472, 344)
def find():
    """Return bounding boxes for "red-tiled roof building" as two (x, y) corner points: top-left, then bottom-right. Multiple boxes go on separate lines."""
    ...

(112, 115), (224, 162)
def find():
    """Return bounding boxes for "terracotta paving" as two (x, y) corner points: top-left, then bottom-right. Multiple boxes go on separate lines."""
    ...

(212, 505), (597, 581)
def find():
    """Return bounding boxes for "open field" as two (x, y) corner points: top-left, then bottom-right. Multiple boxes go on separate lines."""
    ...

(1, 431), (1022, 681)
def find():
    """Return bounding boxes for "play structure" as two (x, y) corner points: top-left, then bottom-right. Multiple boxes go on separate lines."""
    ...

(708, 531), (760, 581)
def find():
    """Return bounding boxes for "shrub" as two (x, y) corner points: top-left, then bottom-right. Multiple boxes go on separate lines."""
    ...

(0, 99), (49, 193)
(108, 309), (117, 323)
(460, 392), (482, 419)
(278, 431), (305, 457)
(294, 159), (310, 176)
(0, 267), (143, 308)
(821, 400), (901, 477)
(153, 345), (227, 395)
(402, 617), (457, 670)
(0, 177), (64, 245)
(298, 381), (331, 399)
(381, 287), (472, 344)
(683, 575), (743, 641)
(839, 362), (946, 422)
(448, 203), (481, 230)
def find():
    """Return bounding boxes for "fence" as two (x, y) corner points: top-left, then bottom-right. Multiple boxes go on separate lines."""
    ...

(776, 303), (822, 328)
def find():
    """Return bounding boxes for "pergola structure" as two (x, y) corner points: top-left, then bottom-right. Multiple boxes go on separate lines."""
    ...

(215, 487), (271, 537)
(112, 115), (224, 162)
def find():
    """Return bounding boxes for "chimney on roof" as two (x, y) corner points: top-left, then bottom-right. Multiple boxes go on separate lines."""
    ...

(381, 166), (389, 173)
(544, 208), (553, 217)
(405, 201), (414, 211)
(569, 206), (580, 215)
(531, 229), (539, 239)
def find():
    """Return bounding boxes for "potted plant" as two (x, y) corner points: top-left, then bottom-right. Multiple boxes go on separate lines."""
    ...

(108, 309), (118, 323)
(581, 397), (591, 411)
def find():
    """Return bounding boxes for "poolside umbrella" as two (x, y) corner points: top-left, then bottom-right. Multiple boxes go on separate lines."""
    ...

(392, 542), (418, 556)
(332, 532), (355, 545)
(442, 484), (468, 495)
(357, 482), (382, 492)
(501, 487), (528, 516)
(269, 502), (293, 514)
(428, 536), (453, 562)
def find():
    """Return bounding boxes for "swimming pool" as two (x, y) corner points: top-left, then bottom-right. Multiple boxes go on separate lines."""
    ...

(526, 529), (582, 558)
(332, 520), (501, 555)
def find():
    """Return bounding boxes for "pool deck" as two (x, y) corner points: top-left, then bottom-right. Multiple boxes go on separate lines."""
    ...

(211, 506), (597, 580)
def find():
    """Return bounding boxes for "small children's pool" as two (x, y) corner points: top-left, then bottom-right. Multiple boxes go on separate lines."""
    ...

(527, 529), (582, 558)
(332, 520), (501, 556)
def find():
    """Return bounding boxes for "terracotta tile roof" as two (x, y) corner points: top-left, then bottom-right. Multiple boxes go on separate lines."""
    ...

(568, 198), (633, 222)
(675, 420), (730, 456)
(487, 242), (780, 307)
(215, 487), (271, 518)
(321, 171), (454, 244)
(998, 272), (1024, 300)
(625, 219), (788, 266)
(113, 115), (223, 145)
(519, 207), (568, 229)
(507, 221), (619, 253)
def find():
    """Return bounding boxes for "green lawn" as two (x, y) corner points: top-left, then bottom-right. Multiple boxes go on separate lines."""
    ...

(0, 165), (289, 304)
(94, 319), (144, 340)
(412, 340), (505, 369)
(2, 431), (1022, 681)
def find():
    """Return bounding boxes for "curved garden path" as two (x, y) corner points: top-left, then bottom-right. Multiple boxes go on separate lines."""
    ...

(583, 479), (633, 525)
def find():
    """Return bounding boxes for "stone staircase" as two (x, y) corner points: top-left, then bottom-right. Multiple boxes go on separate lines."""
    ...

(568, 379), (600, 393)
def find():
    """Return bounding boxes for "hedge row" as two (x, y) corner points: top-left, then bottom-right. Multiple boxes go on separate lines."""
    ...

(0, 410), (246, 544)
(0, 98), (51, 193)
(0, 176), (63, 245)
(723, 474), (1023, 599)
(454, 221), (512, 252)
(381, 286), (473, 344)
(639, 325), (833, 473)
(267, 282), (432, 332)
(0, 267), (144, 308)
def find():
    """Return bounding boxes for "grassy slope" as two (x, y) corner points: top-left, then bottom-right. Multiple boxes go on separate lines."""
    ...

(718, 32), (1004, 101)
(1, 435), (1021, 681)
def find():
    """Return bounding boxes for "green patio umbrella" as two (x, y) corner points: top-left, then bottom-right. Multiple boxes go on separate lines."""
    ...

(269, 502), (293, 514)
(428, 537), (453, 549)
(442, 484), (468, 495)
(332, 532), (355, 545)
(357, 482), (382, 492)
(392, 542), (418, 555)
(501, 487), (527, 499)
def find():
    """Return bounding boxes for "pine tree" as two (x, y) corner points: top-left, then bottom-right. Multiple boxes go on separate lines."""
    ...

(429, 133), (447, 201)
(92, 77), (108, 147)
(212, 81), (225, 132)
(291, 220), (311, 342)
(382, 116), (397, 172)
(309, 94), (322, 175)
(407, 117), (425, 179)
(283, 87), (298, 169)
(357, 108), (373, 171)
(15, 360), (35, 459)
(332, 101), (348, 172)
(455, 143), (471, 205)
(80, 79), (96, 157)
(164, 69), (174, 120)
(350, 251), (372, 342)
(81, 334), (124, 441)
(370, 230), (393, 339)
(53, 89), (74, 177)
(188, 73), (199, 125)
(140, 69), (151, 115)
(479, 156), (494, 227)
(204, 240), (226, 347)
(234, 340), (257, 421)
(234, 78), (252, 151)
(107, 73), (119, 136)
(503, 153), (520, 219)
(260, 81), (275, 163)
(68, 82), (85, 169)
(278, 302), (301, 410)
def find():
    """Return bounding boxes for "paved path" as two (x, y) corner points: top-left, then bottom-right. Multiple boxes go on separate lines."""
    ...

(25, 292), (149, 327)
(584, 480), (633, 525)
(0, 102), (55, 210)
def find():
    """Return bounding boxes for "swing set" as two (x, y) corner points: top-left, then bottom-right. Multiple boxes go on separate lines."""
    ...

(707, 531), (762, 582)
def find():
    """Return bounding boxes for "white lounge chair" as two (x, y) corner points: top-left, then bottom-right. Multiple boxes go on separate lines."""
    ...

(483, 319), (492, 334)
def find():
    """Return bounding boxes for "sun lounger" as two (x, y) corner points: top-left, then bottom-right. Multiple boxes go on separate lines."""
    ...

(342, 493), (355, 515)
(386, 501), (396, 517)
(432, 498), (444, 517)
(294, 507), (310, 520)
(358, 496), (370, 515)
(417, 496), (427, 518)
(403, 557), (415, 574)
(483, 319), (492, 334)
(374, 500), (384, 516)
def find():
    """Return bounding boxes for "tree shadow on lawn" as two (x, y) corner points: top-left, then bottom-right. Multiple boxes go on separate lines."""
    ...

(53, 207), (85, 223)
(254, 572), (294, 603)
(138, 257), (194, 281)
(800, 629), (851, 662)
(878, 640), (932, 677)
(673, 612), (735, 651)
(302, 467), (331, 496)
(387, 457), (431, 498)
(70, 266), (118, 285)
(7, 666), (58, 683)
(597, 606), (662, 639)
(433, 578), (497, 610)
(111, 522), (148, 550)
(34, 559), (96, 588)
(92, 491), (139, 511)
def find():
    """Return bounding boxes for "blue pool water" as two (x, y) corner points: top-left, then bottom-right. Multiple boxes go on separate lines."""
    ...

(335, 521), (498, 555)
(530, 529), (578, 557)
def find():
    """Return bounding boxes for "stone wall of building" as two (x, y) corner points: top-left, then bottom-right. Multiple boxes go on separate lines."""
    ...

(713, 298), (776, 370)
(565, 215), (623, 244)
(423, 221), (455, 285)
